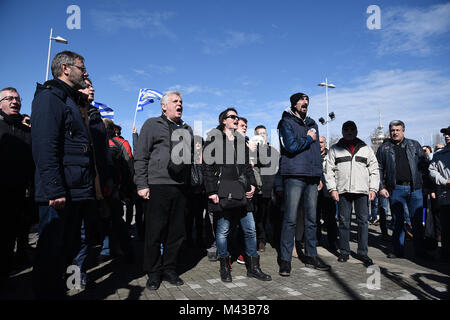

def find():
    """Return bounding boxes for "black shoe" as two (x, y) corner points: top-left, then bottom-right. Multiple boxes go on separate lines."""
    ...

(355, 254), (374, 267)
(387, 252), (404, 259)
(337, 254), (349, 263)
(207, 251), (218, 262)
(278, 259), (291, 277)
(415, 252), (435, 261)
(258, 242), (266, 252)
(304, 256), (331, 271)
(146, 275), (161, 290)
(219, 257), (232, 282)
(162, 271), (184, 286)
(245, 256), (272, 281)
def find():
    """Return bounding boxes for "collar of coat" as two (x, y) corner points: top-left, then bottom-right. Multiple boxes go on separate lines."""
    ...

(336, 138), (366, 155)
(282, 106), (317, 127)
(0, 109), (24, 126)
(41, 78), (86, 106)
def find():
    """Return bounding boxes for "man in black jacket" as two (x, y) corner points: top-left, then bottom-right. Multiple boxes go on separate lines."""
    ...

(252, 125), (279, 252)
(134, 91), (192, 290)
(31, 50), (97, 299)
(377, 120), (429, 259)
(0, 87), (34, 288)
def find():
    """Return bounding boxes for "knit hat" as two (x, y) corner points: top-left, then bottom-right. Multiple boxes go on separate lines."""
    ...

(342, 120), (357, 130)
(290, 92), (309, 107)
(440, 126), (450, 134)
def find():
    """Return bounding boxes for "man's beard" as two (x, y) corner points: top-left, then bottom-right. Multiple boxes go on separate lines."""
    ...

(71, 75), (88, 90)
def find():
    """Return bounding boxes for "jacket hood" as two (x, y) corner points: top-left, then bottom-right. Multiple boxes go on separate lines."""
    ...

(34, 79), (85, 104)
(281, 106), (316, 127)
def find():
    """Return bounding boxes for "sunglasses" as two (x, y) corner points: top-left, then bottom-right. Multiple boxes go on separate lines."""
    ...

(225, 115), (239, 120)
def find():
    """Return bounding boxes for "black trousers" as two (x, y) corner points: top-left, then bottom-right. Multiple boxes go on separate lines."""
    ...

(143, 185), (187, 276)
(0, 188), (25, 284)
(316, 192), (338, 247)
(255, 196), (271, 244)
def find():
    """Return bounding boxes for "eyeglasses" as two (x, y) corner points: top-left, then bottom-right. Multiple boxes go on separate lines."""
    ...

(225, 115), (239, 120)
(69, 64), (87, 73)
(0, 96), (22, 103)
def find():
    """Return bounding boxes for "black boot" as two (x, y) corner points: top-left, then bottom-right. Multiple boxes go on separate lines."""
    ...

(219, 257), (232, 282)
(246, 256), (272, 281)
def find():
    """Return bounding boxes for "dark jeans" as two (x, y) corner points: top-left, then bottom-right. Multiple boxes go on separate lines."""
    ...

(216, 211), (258, 258)
(73, 203), (102, 273)
(32, 200), (96, 299)
(143, 185), (187, 277)
(337, 193), (369, 256)
(107, 197), (133, 257)
(0, 188), (25, 284)
(124, 195), (144, 238)
(389, 185), (424, 256)
(185, 192), (207, 246)
(378, 196), (390, 236)
(440, 205), (450, 258)
(280, 176), (319, 261)
(317, 191), (337, 248)
(255, 196), (271, 245)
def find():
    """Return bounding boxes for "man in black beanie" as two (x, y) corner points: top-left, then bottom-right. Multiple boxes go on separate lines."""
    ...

(277, 92), (331, 276)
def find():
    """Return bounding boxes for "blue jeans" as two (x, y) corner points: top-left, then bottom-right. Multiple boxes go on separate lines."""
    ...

(370, 196), (378, 222)
(216, 211), (257, 258)
(389, 185), (424, 256)
(280, 177), (319, 261)
(337, 193), (369, 256)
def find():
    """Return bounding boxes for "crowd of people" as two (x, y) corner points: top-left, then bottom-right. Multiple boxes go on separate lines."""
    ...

(1, 50), (449, 299)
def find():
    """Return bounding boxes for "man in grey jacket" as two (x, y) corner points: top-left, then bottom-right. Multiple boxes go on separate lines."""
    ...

(324, 121), (379, 266)
(134, 91), (193, 290)
(429, 126), (450, 262)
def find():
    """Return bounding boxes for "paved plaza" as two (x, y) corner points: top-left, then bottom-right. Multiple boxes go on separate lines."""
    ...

(1, 220), (449, 302)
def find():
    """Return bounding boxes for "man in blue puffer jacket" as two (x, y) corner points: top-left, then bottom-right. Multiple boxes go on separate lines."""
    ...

(31, 50), (96, 299)
(277, 92), (330, 277)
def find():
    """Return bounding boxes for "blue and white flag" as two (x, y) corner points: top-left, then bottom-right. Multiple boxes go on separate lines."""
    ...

(91, 101), (114, 119)
(136, 88), (163, 112)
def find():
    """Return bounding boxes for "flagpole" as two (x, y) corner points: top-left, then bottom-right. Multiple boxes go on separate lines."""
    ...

(132, 89), (141, 130)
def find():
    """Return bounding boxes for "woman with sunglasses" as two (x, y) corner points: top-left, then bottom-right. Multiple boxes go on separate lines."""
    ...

(202, 107), (272, 283)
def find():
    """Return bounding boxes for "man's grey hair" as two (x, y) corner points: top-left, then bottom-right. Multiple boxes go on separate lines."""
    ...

(389, 120), (405, 131)
(1, 87), (19, 99)
(51, 50), (85, 78)
(161, 91), (182, 106)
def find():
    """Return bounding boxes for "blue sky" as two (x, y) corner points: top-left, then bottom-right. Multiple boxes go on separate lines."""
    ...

(1, 0), (450, 148)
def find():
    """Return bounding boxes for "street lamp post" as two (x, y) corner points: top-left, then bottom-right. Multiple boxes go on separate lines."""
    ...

(317, 78), (336, 146)
(45, 28), (68, 81)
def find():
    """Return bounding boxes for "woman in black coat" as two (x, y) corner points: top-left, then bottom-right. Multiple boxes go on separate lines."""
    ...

(202, 107), (271, 283)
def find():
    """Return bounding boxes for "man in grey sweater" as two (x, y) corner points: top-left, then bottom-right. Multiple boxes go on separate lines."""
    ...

(134, 91), (193, 290)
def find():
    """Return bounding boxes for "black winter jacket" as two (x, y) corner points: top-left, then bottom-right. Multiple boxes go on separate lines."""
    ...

(31, 79), (95, 202)
(0, 110), (34, 190)
(202, 128), (257, 213)
(376, 138), (429, 191)
(277, 107), (322, 177)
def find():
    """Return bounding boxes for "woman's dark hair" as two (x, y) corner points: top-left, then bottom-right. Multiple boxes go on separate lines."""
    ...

(218, 107), (238, 131)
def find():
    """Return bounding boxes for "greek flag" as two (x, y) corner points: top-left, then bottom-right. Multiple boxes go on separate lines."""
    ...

(91, 101), (114, 119)
(136, 88), (163, 112)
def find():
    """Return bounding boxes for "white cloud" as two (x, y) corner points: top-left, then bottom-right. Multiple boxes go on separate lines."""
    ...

(107, 74), (136, 92)
(168, 84), (225, 96)
(90, 9), (176, 39)
(307, 69), (450, 144)
(378, 3), (450, 56)
(201, 30), (262, 55)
